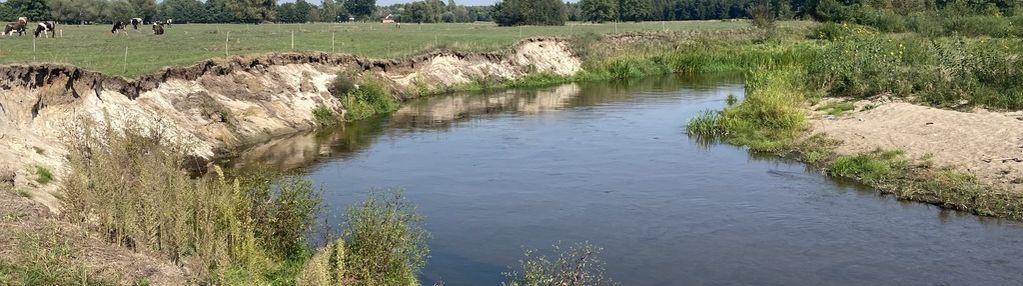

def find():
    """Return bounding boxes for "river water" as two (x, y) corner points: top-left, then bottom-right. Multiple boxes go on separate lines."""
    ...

(232, 74), (1023, 285)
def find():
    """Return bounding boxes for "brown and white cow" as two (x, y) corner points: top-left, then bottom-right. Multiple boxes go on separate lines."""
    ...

(152, 23), (164, 35)
(2, 17), (28, 36)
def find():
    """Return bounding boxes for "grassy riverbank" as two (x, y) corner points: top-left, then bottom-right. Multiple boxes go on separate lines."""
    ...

(680, 24), (1023, 220)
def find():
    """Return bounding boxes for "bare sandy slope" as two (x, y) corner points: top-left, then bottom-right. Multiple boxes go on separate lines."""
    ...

(812, 98), (1023, 192)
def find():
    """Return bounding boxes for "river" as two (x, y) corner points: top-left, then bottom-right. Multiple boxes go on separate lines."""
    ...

(231, 74), (1023, 285)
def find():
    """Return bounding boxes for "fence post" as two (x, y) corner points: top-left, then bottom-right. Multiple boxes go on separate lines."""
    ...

(225, 31), (230, 57)
(332, 32), (336, 53)
(32, 38), (36, 62)
(123, 46), (128, 74)
(291, 31), (295, 50)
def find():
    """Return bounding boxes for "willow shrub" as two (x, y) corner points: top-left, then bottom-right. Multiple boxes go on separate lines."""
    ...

(62, 120), (320, 284)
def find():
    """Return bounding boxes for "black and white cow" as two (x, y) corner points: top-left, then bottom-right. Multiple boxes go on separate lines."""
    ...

(152, 23), (164, 35)
(111, 21), (126, 34)
(165, 19), (173, 27)
(33, 22), (55, 38)
(2, 17), (28, 36)
(130, 18), (142, 30)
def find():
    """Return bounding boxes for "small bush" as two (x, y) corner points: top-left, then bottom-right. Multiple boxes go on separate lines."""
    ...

(342, 190), (429, 286)
(329, 71), (359, 99)
(33, 166), (52, 185)
(296, 239), (346, 286)
(342, 78), (399, 121)
(503, 242), (615, 286)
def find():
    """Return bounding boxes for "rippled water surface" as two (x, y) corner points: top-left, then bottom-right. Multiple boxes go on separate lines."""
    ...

(234, 75), (1023, 286)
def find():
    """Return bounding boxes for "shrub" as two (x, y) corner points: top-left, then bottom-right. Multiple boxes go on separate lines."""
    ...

(296, 239), (346, 286)
(503, 242), (614, 286)
(342, 191), (429, 286)
(33, 166), (52, 185)
(329, 71), (359, 99)
(342, 78), (399, 121)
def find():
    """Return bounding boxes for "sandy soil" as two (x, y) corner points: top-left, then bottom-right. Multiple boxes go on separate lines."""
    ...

(812, 98), (1023, 192)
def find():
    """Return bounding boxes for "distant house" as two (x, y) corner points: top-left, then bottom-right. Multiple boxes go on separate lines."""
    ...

(382, 14), (395, 23)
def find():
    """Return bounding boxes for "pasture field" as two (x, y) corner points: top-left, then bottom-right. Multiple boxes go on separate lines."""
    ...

(0, 20), (756, 76)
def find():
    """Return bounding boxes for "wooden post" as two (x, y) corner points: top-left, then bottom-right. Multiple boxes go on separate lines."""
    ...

(225, 32), (230, 57)
(332, 32), (335, 53)
(291, 31), (295, 50)
(123, 46), (128, 74)
(32, 38), (36, 62)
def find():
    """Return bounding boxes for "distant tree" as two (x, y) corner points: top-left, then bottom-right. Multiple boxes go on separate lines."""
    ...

(345, 0), (375, 20)
(5, 0), (49, 20)
(204, 0), (237, 22)
(129, 0), (157, 21)
(580, 0), (617, 22)
(493, 0), (566, 26)
(103, 0), (135, 23)
(618, 0), (650, 21)
(406, 0), (438, 22)
(159, 0), (205, 23)
(228, 0), (276, 23)
(321, 0), (339, 22)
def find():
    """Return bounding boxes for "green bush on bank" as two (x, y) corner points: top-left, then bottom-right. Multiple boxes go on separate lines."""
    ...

(333, 75), (400, 121)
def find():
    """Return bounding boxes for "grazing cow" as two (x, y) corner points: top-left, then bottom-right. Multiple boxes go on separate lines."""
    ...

(2, 17), (28, 36)
(111, 21), (126, 34)
(165, 19), (173, 27)
(152, 23), (164, 35)
(130, 18), (142, 30)
(34, 22), (55, 38)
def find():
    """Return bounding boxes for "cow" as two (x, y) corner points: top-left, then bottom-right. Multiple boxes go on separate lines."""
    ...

(152, 23), (164, 35)
(165, 19), (173, 27)
(2, 17), (28, 36)
(111, 21), (126, 34)
(34, 22), (55, 38)
(130, 18), (142, 30)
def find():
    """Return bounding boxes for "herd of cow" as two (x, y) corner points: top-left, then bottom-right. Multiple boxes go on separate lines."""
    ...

(1, 17), (174, 38)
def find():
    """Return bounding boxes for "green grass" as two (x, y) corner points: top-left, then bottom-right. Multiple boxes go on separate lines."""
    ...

(827, 150), (906, 184)
(33, 166), (52, 185)
(0, 21), (757, 76)
(816, 101), (855, 116)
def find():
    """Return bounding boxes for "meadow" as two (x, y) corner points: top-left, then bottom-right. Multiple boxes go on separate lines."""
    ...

(0, 20), (752, 76)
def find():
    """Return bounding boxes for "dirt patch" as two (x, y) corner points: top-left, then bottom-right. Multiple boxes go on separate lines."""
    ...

(812, 98), (1023, 192)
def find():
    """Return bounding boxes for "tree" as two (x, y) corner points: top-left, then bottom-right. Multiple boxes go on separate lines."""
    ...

(580, 0), (617, 22)
(345, 0), (375, 20)
(129, 0), (157, 21)
(159, 0), (205, 23)
(103, 0), (135, 23)
(228, 0), (275, 23)
(618, 0), (651, 21)
(406, 0), (439, 22)
(205, 0), (236, 22)
(493, 0), (566, 26)
(321, 0), (339, 22)
(5, 0), (49, 20)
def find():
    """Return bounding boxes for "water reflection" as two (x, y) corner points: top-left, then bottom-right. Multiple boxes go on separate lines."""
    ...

(229, 74), (740, 171)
